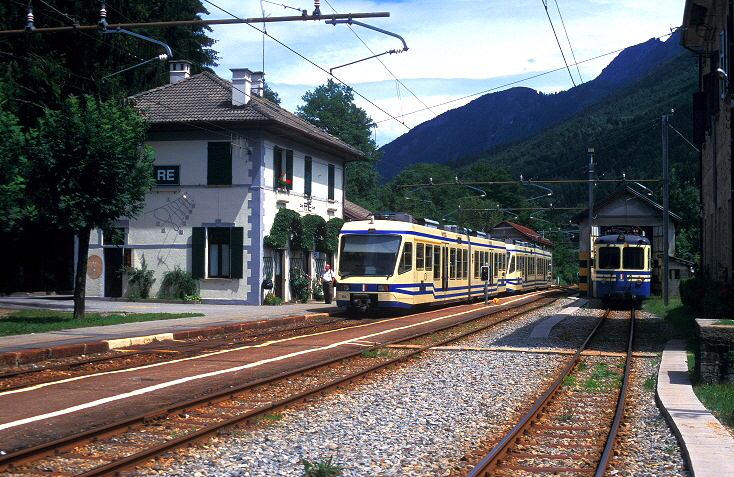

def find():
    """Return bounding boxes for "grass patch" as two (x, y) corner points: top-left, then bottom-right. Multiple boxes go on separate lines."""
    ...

(643, 296), (734, 428)
(301, 457), (343, 477)
(693, 382), (734, 426)
(714, 319), (734, 326)
(361, 348), (389, 358)
(0, 310), (204, 337)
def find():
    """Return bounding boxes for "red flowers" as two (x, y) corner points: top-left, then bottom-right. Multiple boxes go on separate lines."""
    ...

(277, 174), (291, 188)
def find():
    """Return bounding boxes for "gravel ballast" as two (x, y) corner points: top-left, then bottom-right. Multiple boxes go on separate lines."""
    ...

(136, 298), (690, 477)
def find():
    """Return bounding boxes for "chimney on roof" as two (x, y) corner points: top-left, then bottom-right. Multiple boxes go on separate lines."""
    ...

(251, 71), (265, 98)
(231, 69), (265, 106)
(231, 68), (252, 106)
(169, 60), (191, 83)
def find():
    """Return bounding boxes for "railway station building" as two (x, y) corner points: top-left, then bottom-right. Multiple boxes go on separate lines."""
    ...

(82, 61), (364, 305)
(680, 0), (734, 284)
(572, 186), (686, 296)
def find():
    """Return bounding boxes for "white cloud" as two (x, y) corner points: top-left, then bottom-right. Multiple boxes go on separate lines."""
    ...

(204, 0), (686, 145)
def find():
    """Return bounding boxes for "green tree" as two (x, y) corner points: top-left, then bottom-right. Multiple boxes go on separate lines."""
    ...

(28, 95), (155, 319)
(0, 90), (31, 232)
(296, 79), (382, 209)
(0, 0), (219, 126)
(263, 82), (281, 105)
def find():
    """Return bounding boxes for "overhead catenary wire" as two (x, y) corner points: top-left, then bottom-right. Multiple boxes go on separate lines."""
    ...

(201, 0), (411, 132)
(541, 0), (591, 128)
(320, 0), (435, 122)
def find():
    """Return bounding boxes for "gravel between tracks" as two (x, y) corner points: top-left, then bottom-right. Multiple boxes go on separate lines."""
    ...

(135, 298), (690, 477)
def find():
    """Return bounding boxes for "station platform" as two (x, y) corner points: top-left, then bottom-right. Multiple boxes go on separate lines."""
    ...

(0, 296), (343, 357)
(0, 296), (732, 476)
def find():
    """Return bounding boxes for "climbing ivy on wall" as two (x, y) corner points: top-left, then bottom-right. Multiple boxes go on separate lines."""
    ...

(265, 210), (343, 253)
(264, 208), (303, 249)
(301, 214), (327, 252)
(326, 218), (344, 253)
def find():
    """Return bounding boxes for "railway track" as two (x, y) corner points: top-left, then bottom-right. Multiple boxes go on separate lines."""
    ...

(0, 317), (353, 392)
(465, 308), (635, 477)
(0, 289), (570, 477)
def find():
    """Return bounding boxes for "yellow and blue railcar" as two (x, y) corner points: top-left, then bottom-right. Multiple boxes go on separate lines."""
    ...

(335, 219), (508, 313)
(504, 241), (553, 294)
(592, 225), (651, 306)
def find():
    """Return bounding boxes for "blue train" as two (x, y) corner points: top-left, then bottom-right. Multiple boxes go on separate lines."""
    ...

(592, 225), (651, 307)
(335, 217), (553, 313)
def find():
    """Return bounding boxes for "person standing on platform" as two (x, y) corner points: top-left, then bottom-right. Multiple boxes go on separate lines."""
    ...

(321, 264), (336, 304)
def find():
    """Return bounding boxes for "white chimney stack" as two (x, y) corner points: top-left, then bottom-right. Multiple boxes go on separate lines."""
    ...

(251, 71), (265, 98)
(169, 60), (191, 83)
(231, 68), (252, 106)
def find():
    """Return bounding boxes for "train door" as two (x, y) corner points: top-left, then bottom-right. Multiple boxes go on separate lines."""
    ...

(431, 244), (443, 297)
(441, 245), (449, 296)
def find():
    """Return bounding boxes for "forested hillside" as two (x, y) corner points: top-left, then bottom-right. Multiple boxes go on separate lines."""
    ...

(376, 34), (683, 181)
(368, 49), (700, 264)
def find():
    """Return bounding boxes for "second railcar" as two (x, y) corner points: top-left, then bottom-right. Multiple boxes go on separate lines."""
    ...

(504, 242), (553, 293)
(592, 225), (651, 306)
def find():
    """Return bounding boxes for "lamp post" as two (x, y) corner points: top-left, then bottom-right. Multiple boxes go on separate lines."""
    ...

(662, 112), (671, 306)
(588, 148), (595, 298)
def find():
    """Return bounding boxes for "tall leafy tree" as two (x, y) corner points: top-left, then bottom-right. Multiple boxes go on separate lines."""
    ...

(0, 88), (30, 232)
(28, 95), (155, 318)
(296, 79), (382, 209)
(0, 0), (219, 125)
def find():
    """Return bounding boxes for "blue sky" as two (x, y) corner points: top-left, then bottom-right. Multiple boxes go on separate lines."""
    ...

(203, 0), (687, 146)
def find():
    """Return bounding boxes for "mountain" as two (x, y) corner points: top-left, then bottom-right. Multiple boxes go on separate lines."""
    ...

(376, 33), (684, 181)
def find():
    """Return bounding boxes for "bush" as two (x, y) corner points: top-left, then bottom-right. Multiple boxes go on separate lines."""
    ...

(290, 268), (311, 303)
(127, 256), (155, 299)
(680, 274), (733, 319)
(312, 277), (324, 300)
(159, 266), (199, 300)
(264, 293), (282, 306)
(680, 275), (704, 308)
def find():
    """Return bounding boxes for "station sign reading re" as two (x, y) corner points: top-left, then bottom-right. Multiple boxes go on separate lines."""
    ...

(154, 166), (180, 186)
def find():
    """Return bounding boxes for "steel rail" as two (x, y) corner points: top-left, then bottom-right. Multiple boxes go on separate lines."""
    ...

(465, 309), (611, 477)
(595, 307), (635, 476)
(0, 289), (568, 475)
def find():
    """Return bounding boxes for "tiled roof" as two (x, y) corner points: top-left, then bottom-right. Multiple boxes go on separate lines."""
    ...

(570, 186), (682, 223)
(495, 221), (554, 247)
(344, 200), (372, 221)
(130, 71), (364, 160)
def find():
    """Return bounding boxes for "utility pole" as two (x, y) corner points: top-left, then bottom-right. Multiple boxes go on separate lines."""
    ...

(662, 112), (671, 306)
(588, 147), (595, 298)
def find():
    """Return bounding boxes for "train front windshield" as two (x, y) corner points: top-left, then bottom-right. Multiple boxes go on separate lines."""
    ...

(339, 234), (401, 277)
(598, 246), (646, 270)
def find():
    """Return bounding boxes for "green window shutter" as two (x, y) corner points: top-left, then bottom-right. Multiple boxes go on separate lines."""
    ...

(207, 142), (232, 185)
(286, 149), (294, 191)
(328, 164), (335, 200)
(192, 227), (205, 279)
(273, 147), (283, 188)
(304, 156), (312, 196)
(230, 227), (244, 279)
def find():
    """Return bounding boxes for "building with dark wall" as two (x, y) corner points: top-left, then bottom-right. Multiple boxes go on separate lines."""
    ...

(572, 187), (682, 295)
(681, 0), (734, 282)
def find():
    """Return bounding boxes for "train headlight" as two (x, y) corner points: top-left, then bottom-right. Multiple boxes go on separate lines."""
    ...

(377, 284), (388, 292)
(601, 278), (607, 284)
(340, 284), (349, 291)
(636, 279), (643, 286)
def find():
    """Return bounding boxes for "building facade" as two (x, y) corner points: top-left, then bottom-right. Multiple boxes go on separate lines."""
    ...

(681, 0), (734, 282)
(83, 61), (363, 304)
(572, 187), (681, 295)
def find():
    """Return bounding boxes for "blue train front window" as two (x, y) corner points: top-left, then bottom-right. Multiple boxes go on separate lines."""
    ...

(339, 235), (401, 277)
(598, 247), (620, 269)
(623, 247), (645, 269)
